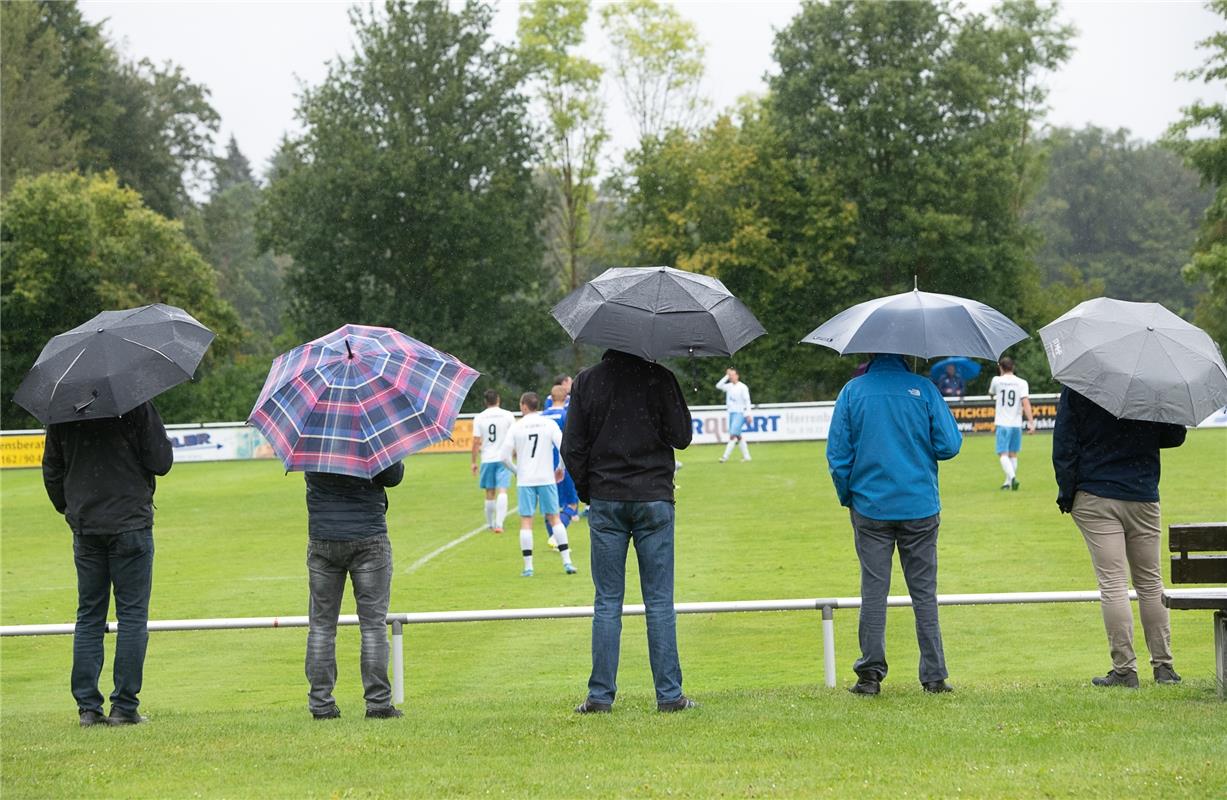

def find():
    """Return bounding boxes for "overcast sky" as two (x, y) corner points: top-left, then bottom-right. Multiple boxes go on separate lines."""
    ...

(80, 0), (1225, 180)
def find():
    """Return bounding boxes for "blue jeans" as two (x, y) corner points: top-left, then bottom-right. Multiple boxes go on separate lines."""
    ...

(586, 499), (682, 705)
(850, 510), (948, 684)
(306, 534), (393, 714)
(71, 529), (154, 715)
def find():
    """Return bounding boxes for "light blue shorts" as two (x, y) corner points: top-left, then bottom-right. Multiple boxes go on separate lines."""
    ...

(729, 412), (746, 438)
(478, 463), (512, 490)
(995, 426), (1023, 454)
(518, 484), (560, 516)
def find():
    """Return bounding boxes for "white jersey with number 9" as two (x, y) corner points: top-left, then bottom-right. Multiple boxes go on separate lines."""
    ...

(472, 407), (516, 464)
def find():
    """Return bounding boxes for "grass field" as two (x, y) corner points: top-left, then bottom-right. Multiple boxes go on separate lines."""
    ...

(2, 432), (1225, 798)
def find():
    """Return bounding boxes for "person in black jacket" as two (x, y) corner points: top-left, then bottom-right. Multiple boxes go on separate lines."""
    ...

(42, 400), (173, 727)
(562, 349), (694, 713)
(1052, 386), (1187, 688)
(304, 462), (404, 720)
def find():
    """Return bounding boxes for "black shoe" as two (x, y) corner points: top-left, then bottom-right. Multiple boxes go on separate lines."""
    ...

(1000, 483), (1011, 491)
(1091, 669), (1139, 688)
(105, 710), (148, 726)
(312, 707), (341, 720)
(79, 709), (107, 728)
(922, 680), (953, 693)
(657, 695), (696, 712)
(365, 706), (403, 719)
(848, 678), (881, 695)
(574, 699), (612, 714)
(1153, 664), (1182, 684)
(1011, 479), (1020, 491)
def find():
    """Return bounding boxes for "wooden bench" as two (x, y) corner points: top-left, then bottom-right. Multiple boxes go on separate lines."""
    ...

(1163, 522), (1227, 700)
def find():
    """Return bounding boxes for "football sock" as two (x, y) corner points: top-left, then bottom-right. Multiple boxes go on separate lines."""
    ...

(553, 524), (573, 566)
(999, 454), (1015, 483)
(484, 499), (496, 528)
(1010, 457), (1018, 477)
(738, 439), (751, 460)
(721, 441), (736, 461)
(520, 529), (533, 570)
(559, 505), (576, 527)
(495, 493), (508, 526)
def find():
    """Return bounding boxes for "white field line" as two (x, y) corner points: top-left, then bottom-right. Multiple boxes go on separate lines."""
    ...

(402, 512), (509, 575)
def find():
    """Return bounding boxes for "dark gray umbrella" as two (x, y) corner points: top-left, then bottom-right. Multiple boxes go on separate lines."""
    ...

(551, 266), (765, 361)
(13, 303), (214, 425)
(1039, 297), (1227, 425)
(801, 287), (1028, 359)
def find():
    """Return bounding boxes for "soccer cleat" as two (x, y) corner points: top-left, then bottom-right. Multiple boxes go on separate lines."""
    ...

(1153, 664), (1182, 684)
(521, 568), (534, 577)
(547, 535), (558, 550)
(1011, 478), (1020, 491)
(718, 457), (727, 463)
(492, 527), (503, 534)
(1091, 669), (1139, 688)
(564, 563), (578, 575)
(1000, 483), (1011, 491)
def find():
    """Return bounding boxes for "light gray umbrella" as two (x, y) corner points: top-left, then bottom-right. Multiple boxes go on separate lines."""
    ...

(1039, 298), (1227, 426)
(801, 287), (1028, 359)
(551, 266), (765, 361)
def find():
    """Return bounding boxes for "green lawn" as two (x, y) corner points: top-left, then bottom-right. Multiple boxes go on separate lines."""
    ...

(2, 432), (1225, 798)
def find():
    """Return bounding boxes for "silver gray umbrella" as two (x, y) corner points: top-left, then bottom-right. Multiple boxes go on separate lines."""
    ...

(1039, 298), (1227, 425)
(801, 287), (1028, 359)
(551, 266), (765, 361)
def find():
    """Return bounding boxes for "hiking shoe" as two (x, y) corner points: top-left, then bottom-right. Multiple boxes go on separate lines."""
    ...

(79, 709), (108, 728)
(922, 680), (953, 693)
(1011, 479), (1020, 491)
(564, 563), (578, 575)
(657, 695), (696, 712)
(521, 568), (533, 577)
(1154, 664), (1182, 684)
(365, 706), (404, 719)
(312, 707), (341, 720)
(575, 699), (612, 714)
(1091, 669), (1139, 688)
(849, 678), (881, 696)
(105, 710), (148, 726)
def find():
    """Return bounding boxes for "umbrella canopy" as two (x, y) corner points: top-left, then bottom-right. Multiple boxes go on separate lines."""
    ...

(801, 288), (1028, 360)
(1039, 298), (1227, 426)
(13, 303), (214, 425)
(248, 325), (478, 479)
(551, 266), (765, 362)
(929, 356), (982, 383)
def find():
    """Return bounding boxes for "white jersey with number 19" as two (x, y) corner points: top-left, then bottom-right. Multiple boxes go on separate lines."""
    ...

(472, 407), (516, 464)
(500, 412), (562, 487)
(989, 374), (1029, 427)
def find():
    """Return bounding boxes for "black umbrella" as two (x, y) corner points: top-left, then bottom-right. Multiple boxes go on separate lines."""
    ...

(550, 266), (765, 362)
(13, 303), (215, 425)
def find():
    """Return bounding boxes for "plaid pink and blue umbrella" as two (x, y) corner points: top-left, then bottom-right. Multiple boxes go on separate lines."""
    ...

(248, 325), (479, 479)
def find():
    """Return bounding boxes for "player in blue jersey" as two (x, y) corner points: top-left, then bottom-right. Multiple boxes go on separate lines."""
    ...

(542, 383), (580, 547)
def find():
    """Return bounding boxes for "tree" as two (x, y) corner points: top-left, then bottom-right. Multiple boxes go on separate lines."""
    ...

(600, 0), (707, 142)
(0, 172), (241, 427)
(1164, 0), (1227, 346)
(260, 0), (553, 393)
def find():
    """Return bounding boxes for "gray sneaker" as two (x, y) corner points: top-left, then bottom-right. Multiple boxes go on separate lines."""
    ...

(1153, 664), (1182, 684)
(1091, 669), (1139, 688)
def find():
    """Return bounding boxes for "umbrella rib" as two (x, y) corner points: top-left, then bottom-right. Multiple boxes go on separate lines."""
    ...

(119, 337), (179, 365)
(47, 345), (89, 407)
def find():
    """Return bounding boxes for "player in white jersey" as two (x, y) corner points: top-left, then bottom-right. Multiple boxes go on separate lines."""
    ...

(471, 390), (516, 533)
(716, 368), (753, 462)
(988, 356), (1035, 490)
(500, 392), (577, 577)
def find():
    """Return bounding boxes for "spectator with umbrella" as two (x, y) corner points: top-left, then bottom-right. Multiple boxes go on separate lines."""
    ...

(248, 324), (477, 719)
(553, 266), (764, 713)
(1042, 298), (1227, 688)
(15, 303), (214, 726)
(804, 284), (1027, 695)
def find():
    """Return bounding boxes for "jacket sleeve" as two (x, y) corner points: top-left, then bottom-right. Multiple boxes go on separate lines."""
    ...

(374, 461), (404, 487)
(139, 402), (174, 476)
(42, 426), (67, 514)
(1051, 388), (1079, 511)
(1158, 423), (1187, 449)
(659, 370), (693, 450)
(929, 389), (962, 461)
(561, 378), (591, 503)
(826, 389), (854, 508)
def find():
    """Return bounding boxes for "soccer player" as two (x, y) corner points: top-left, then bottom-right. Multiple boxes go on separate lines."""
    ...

(988, 356), (1035, 490)
(541, 383), (580, 540)
(715, 368), (752, 462)
(470, 390), (515, 533)
(501, 392), (577, 577)
(543, 374), (571, 410)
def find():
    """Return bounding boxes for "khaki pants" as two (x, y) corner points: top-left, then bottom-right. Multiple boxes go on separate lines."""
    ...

(1072, 491), (1172, 672)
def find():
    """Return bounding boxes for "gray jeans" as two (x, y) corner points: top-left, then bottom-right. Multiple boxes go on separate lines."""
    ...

(306, 534), (393, 714)
(851, 510), (947, 684)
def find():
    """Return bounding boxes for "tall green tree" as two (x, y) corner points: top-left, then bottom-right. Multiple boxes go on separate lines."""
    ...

(1164, 0), (1227, 346)
(261, 0), (552, 393)
(0, 172), (241, 427)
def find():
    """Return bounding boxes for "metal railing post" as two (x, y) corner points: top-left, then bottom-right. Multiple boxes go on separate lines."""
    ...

(391, 620), (404, 705)
(821, 605), (836, 688)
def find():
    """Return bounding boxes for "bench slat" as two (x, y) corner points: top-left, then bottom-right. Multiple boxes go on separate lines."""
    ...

(1162, 588), (1227, 611)
(1169, 523), (1227, 552)
(1171, 554), (1227, 584)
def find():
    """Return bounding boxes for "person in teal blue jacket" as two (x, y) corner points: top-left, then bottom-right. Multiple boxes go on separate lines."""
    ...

(826, 353), (962, 696)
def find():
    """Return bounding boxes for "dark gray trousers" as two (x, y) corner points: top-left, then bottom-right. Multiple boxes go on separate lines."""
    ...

(851, 510), (948, 684)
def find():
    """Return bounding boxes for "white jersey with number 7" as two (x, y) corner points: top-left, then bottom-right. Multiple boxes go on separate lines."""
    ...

(500, 412), (562, 487)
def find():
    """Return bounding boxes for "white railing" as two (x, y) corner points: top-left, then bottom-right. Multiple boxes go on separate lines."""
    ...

(0, 589), (1130, 701)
